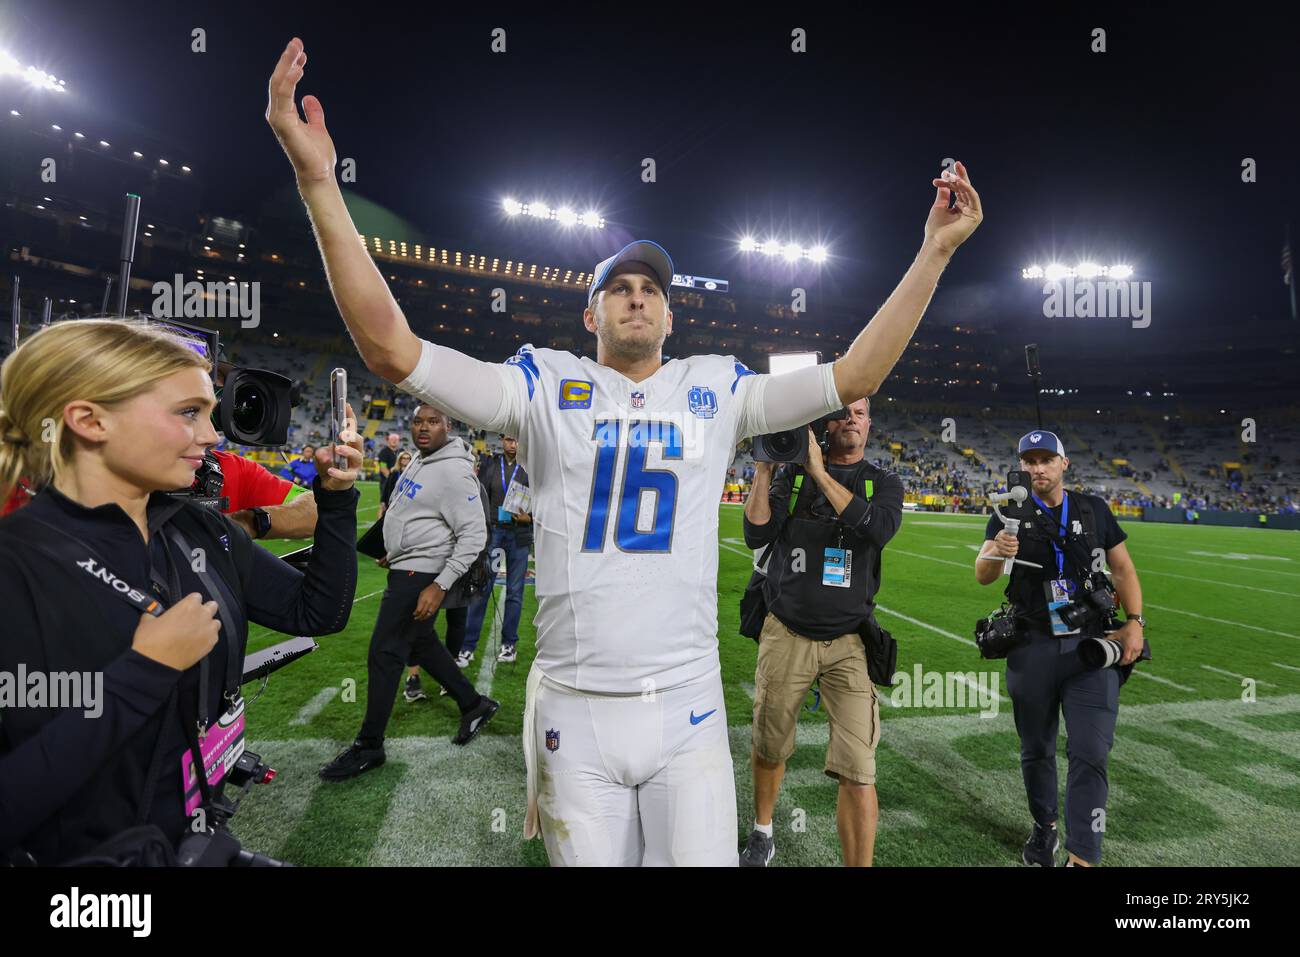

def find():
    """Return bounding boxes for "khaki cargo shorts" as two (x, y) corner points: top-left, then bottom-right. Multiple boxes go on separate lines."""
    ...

(752, 613), (881, 785)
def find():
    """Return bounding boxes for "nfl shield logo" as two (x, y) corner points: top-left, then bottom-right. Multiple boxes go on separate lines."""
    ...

(631, 391), (645, 409)
(545, 728), (560, 752)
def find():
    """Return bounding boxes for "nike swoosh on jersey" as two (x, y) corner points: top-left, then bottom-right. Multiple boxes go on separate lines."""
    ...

(468, 495), (478, 501)
(689, 709), (717, 725)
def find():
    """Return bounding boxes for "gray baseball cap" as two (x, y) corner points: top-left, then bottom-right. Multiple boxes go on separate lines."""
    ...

(588, 240), (675, 305)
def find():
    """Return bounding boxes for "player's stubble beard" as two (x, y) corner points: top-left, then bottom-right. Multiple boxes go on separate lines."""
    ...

(594, 308), (666, 366)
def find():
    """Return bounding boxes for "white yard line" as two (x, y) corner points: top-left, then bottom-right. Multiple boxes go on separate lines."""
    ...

(875, 605), (977, 648)
(1140, 569), (1297, 598)
(1127, 670), (1196, 693)
(473, 586), (507, 697)
(1200, 664), (1275, 687)
(1126, 549), (1300, 578)
(1145, 603), (1299, 640)
(888, 548), (970, 569)
(1270, 662), (1300, 674)
(289, 686), (339, 726)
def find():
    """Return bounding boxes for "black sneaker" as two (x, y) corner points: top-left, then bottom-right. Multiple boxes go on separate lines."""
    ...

(739, 829), (775, 867)
(453, 696), (500, 745)
(319, 740), (386, 781)
(1022, 822), (1059, 867)
(404, 674), (427, 702)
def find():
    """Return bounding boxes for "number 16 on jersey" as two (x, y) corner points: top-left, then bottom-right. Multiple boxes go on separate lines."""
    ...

(582, 419), (683, 554)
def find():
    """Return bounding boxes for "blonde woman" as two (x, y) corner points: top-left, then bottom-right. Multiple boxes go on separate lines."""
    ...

(0, 319), (362, 865)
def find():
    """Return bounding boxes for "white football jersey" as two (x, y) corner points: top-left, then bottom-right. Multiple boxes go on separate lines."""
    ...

(399, 341), (841, 693)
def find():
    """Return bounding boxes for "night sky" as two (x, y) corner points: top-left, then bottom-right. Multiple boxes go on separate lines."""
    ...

(5, 2), (1299, 336)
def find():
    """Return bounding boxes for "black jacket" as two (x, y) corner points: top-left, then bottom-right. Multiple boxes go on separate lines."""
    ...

(0, 477), (358, 864)
(744, 459), (904, 640)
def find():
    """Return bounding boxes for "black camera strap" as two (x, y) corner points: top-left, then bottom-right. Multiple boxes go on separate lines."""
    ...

(23, 516), (237, 818)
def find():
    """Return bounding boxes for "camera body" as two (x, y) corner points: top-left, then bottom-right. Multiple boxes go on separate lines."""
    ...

(1059, 581), (1119, 632)
(752, 407), (849, 464)
(975, 603), (1025, 659)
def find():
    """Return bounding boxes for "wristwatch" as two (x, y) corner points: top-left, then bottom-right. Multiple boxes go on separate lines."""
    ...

(1127, 614), (1146, 629)
(249, 507), (272, 539)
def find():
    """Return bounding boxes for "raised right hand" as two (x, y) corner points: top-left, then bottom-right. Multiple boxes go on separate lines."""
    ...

(266, 37), (337, 184)
(131, 594), (221, 672)
(990, 530), (1020, 559)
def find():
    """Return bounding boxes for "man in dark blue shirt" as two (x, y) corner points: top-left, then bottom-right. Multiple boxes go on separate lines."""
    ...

(457, 434), (532, 667)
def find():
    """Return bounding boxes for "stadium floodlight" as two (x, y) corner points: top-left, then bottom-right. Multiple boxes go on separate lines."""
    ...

(50, 123), (60, 130)
(158, 158), (169, 166)
(527, 201), (550, 219)
(0, 50), (67, 93)
(7, 109), (17, 116)
(73, 131), (84, 138)
(761, 239), (779, 256)
(555, 206), (578, 227)
(1025, 261), (1135, 280)
(809, 245), (828, 263)
(782, 242), (802, 262)
(502, 197), (522, 216)
(98, 139), (110, 148)
(738, 236), (757, 253)
(181, 165), (191, 173)
(131, 150), (143, 158)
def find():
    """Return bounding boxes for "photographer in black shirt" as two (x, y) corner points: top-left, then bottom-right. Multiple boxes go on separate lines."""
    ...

(975, 430), (1146, 868)
(739, 398), (903, 867)
(0, 319), (362, 865)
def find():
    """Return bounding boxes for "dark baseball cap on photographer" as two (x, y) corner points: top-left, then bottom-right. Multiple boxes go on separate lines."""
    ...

(1018, 430), (1066, 457)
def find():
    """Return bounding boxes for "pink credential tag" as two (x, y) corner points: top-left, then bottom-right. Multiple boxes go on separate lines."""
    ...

(181, 699), (246, 817)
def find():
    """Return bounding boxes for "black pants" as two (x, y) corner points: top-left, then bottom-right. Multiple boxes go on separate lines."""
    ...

(359, 570), (481, 745)
(405, 605), (468, 665)
(1004, 630), (1120, 865)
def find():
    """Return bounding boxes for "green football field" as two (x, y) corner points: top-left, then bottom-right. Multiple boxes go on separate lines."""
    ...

(230, 482), (1300, 866)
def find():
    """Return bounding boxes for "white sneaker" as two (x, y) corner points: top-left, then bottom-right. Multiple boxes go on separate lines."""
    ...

(455, 650), (473, 669)
(497, 645), (517, 663)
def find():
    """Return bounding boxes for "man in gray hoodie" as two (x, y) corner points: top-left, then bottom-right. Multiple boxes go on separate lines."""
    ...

(321, 404), (498, 780)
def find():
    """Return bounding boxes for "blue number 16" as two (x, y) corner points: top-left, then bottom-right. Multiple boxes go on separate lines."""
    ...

(582, 419), (682, 553)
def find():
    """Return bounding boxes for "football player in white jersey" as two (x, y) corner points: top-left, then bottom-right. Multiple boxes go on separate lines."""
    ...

(267, 37), (983, 865)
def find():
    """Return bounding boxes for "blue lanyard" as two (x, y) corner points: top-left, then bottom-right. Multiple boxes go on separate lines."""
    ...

(1031, 491), (1069, 579)
(500, 456), (519, 495)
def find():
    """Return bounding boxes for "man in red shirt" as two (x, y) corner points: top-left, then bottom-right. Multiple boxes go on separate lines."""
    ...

(217, 447), (318, 539)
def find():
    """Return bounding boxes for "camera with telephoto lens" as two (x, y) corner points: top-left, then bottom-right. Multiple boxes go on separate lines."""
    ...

(1079, 633), (1153, 670)
(753, 408), (849, 464)
(1058, 582), (1118, 632)
(975, 602), (1026, 659)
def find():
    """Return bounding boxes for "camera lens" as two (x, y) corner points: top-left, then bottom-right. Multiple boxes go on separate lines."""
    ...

(766, 429), (801, 459)
(231, 381), (268, 435)
(1079, 636), (1122, 669)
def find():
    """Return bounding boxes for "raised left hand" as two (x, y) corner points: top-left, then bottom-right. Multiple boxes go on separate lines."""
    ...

(925, 160), (983, 255)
